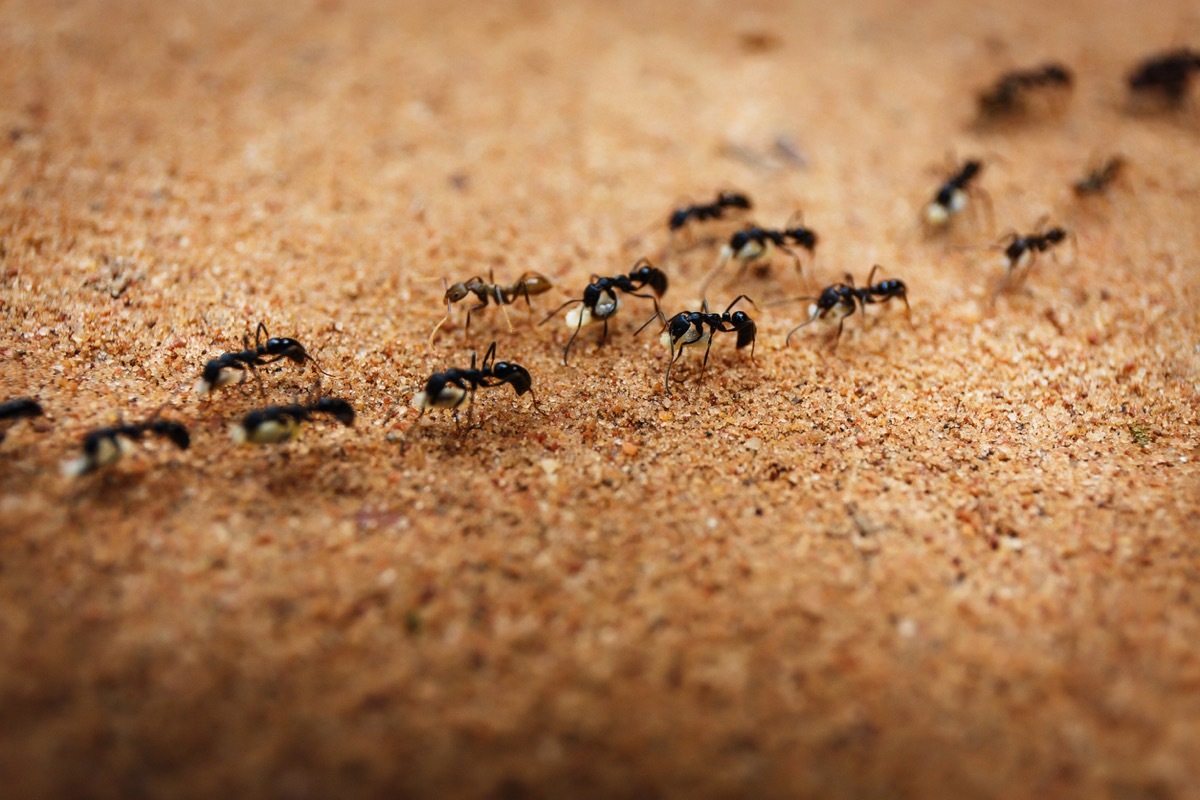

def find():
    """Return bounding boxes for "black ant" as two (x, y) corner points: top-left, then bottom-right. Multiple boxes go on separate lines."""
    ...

(643, 296), (758, 394)
(1074, 156), (1126, 196)
(62, 412), (190, 477)
(923, 159), (991, 228)
(1128, 48), (1200, 106)
(669, 191), (753, 231)
(977, 63), (1073, 119)
(996, 222), (1071, 291)
(785, 265), (910, 349)
(195, 322), (330, 395)
(405, 342), (537, 438)
(540, 258), (669, 365)
(699, 221), (819, 297)
(428, 270), (554, 344)
(0, 397), (43, 442)
(231, 396), (355, 445)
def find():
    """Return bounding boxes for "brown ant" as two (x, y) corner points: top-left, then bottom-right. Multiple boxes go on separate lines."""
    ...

(923, 159), (992, 229)
(195, 322), (330, 395)
(1074, 156), (1126, 196)
(231, 396), (355, 445)
(0, 397), (43, 442)
(1128, 48), (1200, 107)
(404, 342), (537, 441)
(699, 220), (819, 297)
(540, 258), (669, 365)
(428, 270), (554, 344)
(785, 265), (910, 349)
(977, 63), (1073, 119)
(643, 295), (758, 394)
(62, 412), (190, 477)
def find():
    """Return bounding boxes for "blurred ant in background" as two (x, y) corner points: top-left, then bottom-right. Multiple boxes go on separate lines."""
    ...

(541, 258), (669, 365)
(429, 270), (554, 344)
(993, 219), (1073, 296)
(923, 158), (992, 230)
(232, 396), (355, 445)
(1073, 156), (1127, 196)
(977, 62), (1074, 120)
(1127, 48), (1200, 107)
(63, 411), (190, 477)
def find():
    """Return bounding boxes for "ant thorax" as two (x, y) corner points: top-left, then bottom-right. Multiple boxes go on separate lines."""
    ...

(566, 293), (621, 328)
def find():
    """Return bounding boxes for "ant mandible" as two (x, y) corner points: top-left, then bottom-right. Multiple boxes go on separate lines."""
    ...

(540, 258), (669, 365)
(977, 63), (1073, 119)
(405, 341), (537, 439)
(923, 159), (991, 229)
(231, 396), (355, 445)
(699, 220), (818, 297)
(62, 412), (191, 477)
(1127, 48), (1200, 107)
(0, 397), (43, 443)
(428, 269), (554, 344)
(785, 265), (910, 349)
(195, 322), (330, 395)
(643, 295), (758, 394)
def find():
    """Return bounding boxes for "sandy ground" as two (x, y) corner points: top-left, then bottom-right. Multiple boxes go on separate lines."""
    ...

(2, 0), (1199, 797)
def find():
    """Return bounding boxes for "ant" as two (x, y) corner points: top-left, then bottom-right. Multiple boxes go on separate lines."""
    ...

(195, 322), (330, 395)
(231, 396), (355, 445)
(406, 342), (537, 437)
(1128, 48), (1200, 106)
(1074, 156), (1126, 196)
(995, 221), (1071, 291)
(785, 265), (910, 349)
(977, 63), (1073, 119)
(540, 258), (669, 365)
(669, 191), (753, 231)
(699, 221), (819, 297)
(923, 159), (991, 228)
(62, 412), (190, 477)
(0, 397), (43, 442)
(643, 296), (758, 394)
(428, 269), (554, 344)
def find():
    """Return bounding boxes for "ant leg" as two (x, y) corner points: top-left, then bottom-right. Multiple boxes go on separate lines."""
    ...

(255, 322), (269, 349)
(664, 339), (686, 395)
(562, 309), (586, 366)
(465, 301), (491, 336)
(865, 264), (882, 286)
(635, 309), (667, 336)
(598, 318), (610, 349)
(699, 330), (716, 383)
(496, 301), (515, 333)
(481, 341), (498, 371)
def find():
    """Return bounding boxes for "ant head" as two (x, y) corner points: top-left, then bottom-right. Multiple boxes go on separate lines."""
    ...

(314, 397), (355, 427)
(630, 260), (668, 295)
(444, 283), (471, 303)
(819, 284), (853, 309)
(267, 337), (308, 363)
(718, 191), (752, 210)
(492, 362), (533, 395)
(961, 160), (982, 180)
(149, 420), (191, 450)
